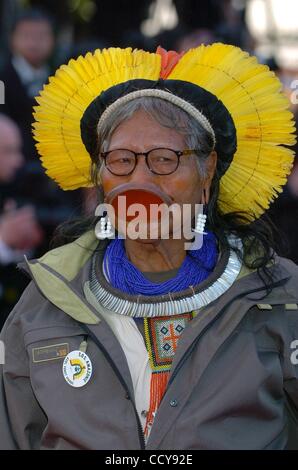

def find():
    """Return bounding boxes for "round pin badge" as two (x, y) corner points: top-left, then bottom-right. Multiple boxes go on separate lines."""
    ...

(63, 350), (92, 388)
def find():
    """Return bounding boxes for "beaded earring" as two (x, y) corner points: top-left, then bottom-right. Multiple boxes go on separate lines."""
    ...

(95, 215), (114, 239)
(194, 212), (207, 235)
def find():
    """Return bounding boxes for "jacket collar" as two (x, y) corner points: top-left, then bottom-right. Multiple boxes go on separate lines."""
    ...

(17, 231), (296, 325)
(18, 231), (101, 324)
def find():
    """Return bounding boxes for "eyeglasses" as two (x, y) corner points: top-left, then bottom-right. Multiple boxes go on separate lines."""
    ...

(100, 148), (199, 176)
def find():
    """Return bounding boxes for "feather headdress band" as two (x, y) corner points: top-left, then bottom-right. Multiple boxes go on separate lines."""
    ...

(32, 43), (296, 220)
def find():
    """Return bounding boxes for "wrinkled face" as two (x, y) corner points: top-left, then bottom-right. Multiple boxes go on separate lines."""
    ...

(11, 20), (54, 67)
(0, 120), (24, 182)
(99, 109), (216, 239)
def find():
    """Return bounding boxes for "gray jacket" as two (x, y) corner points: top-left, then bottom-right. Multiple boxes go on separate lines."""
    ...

(1, 231), (298, 450)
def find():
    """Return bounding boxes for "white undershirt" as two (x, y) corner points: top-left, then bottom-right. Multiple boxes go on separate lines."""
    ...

(84, 281), (152, 438)
(0, 237), (26, 265)
(12, 55), (50, 98)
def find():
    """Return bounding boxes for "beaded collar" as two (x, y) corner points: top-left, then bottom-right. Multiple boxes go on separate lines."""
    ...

(89, 237), (242, 318)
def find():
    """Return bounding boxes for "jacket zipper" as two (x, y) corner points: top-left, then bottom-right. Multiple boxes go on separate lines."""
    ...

(81, 324), (146, 450)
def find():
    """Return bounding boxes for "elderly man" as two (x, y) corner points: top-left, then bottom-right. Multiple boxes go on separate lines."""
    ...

(0, 44), (298, 450)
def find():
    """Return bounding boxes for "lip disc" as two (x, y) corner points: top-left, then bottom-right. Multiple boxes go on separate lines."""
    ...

(105, 183), (173, 225)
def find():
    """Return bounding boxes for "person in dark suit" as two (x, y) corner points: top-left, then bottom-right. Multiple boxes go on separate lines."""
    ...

(0, 9), (83, 261)
(0, 11), (83, 330)
(0, 9), (54, 162)
(0, 114), (43, 330)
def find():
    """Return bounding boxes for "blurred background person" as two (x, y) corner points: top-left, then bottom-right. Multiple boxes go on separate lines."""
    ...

(0, 0), (297, 317)
(0, 8), (82, 259)
(245, 0), (298, 263)
(0, 8), (54, 161)
(267, 111), (298, 264)
(0, 114), (43, 330)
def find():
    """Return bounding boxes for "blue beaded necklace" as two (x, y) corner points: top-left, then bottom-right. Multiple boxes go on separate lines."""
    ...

(103, 232), (218, 296)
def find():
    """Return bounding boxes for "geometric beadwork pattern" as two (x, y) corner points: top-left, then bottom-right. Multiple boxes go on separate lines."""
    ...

(144, 312), (196, 373)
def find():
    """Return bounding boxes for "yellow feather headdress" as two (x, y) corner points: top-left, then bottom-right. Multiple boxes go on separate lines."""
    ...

(32, 44), (296, 220)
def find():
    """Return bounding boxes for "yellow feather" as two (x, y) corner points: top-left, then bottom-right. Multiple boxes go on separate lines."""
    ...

(33, 48), (161, 190)
(33, 43), (296, 214)
(169, 43), (296, 219)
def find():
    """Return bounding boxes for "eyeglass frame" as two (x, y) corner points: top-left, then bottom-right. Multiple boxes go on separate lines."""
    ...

(99, 148), (199, 176)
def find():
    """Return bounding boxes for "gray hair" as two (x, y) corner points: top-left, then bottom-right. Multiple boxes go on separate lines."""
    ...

(93, 97), (214, 180)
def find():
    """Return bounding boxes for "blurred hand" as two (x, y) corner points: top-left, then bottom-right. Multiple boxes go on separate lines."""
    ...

(0, 200), (44, 251)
